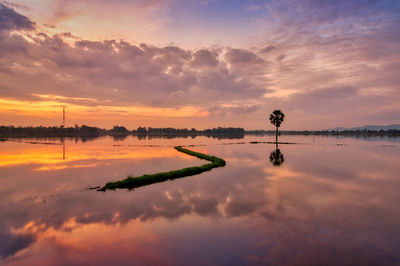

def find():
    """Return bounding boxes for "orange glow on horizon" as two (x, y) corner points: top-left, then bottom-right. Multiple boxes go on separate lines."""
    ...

(0, 96), (209, 122)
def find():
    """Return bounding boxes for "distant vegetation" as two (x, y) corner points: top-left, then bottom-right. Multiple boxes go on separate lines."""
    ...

(1, 125), (399, 139)
(246, 129), (400, 137)
(0, 125), (102, 138)
(0, 125), (245, 139)
(132, 126), (245, 137)
(96, 146), (226, 191)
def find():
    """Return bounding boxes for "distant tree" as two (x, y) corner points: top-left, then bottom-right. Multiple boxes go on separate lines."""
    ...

(136, 127), (147, 134)
(112, 125), (128, 132)
(269, 110), (285, 143)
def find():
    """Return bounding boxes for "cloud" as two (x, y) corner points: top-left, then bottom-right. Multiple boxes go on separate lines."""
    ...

(0, 2), (399, 129)
(264, 0), (400, 27)
(0, 3), (35, 31)
(246, 0), (400, 128)
(225, 48), (264, 65)
(208, 104), (260, 117)
(1, 1), (30, 11)
(0, 231), (35, 259)
(259, 45), (275, 54)
(192, 49), (219, 67)
(294, 86), (359, 100)
(0, 6), (266, 112)
(0, 13), (269, 112)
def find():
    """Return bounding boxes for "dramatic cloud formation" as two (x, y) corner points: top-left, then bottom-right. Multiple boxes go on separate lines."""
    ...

(0, 0), (399, 129)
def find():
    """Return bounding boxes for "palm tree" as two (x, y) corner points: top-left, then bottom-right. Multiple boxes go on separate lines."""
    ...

(269, 110), (285, 143)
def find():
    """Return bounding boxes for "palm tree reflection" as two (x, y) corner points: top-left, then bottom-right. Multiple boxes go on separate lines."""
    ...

(269, 144), (284, 166)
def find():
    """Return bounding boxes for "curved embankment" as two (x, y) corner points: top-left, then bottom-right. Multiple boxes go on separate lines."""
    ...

(96, 146), (226, 191)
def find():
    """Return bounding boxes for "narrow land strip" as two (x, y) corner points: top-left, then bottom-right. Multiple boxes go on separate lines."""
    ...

(95, 146), (226, 191)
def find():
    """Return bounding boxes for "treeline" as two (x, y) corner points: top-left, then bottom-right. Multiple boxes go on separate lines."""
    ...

(0, 125), (245, 138)
(0, 125), (103, 138)
(2, 125), (398, 139)
(132, 126), (245, 136)
(246, 129), (400, 137)
(131, 126), (245, 140)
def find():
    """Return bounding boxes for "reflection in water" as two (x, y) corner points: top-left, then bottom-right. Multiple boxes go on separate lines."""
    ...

(269, 143), (285, 166)
(62, 139), (65, 160)
(0, 143), (191, 169)
(112, 134), (129, 141)
(0, 136), (400, 265)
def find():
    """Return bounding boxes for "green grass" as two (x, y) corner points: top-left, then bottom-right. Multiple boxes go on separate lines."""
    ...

(96, 146), (226, 191)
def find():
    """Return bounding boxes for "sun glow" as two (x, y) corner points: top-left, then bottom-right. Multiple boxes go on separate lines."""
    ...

(0, 96), (209, 121)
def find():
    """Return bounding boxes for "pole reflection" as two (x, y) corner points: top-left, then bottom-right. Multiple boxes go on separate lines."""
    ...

(62, 139), (66, 160)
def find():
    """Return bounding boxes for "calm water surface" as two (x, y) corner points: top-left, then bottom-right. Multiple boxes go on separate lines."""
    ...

(0, 135), (399, 265)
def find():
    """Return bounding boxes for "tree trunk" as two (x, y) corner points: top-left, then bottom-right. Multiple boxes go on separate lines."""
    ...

(276, 126), (278, 144)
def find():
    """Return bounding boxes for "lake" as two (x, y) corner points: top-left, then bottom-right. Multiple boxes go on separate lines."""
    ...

(0, 135), (399, 265)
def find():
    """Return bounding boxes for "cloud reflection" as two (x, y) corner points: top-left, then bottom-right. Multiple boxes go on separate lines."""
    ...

(1, 138), (400, 264)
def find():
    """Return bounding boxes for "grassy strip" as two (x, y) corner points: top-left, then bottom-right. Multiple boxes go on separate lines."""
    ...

(248, 141), (297, 144)
(96, 146), (226, 191)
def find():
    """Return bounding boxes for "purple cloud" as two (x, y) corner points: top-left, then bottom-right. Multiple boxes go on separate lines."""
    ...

(0, 3), (35, 31)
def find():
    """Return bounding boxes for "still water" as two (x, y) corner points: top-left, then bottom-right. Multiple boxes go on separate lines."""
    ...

(0, 135), (399, 265)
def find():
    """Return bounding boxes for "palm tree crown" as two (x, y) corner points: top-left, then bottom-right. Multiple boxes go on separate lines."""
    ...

(269, 110), (285, 128)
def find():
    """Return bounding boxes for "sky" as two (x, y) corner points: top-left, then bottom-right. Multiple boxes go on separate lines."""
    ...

(0, 0), (399, 130)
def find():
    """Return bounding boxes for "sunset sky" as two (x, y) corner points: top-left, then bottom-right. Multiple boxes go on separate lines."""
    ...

(0, 0), (399, 130)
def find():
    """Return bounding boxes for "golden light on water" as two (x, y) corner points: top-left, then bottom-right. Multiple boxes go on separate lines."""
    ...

(0, 145), (193, 169)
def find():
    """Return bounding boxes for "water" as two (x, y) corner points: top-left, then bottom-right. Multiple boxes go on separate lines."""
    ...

(0, 135), (399, 265)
